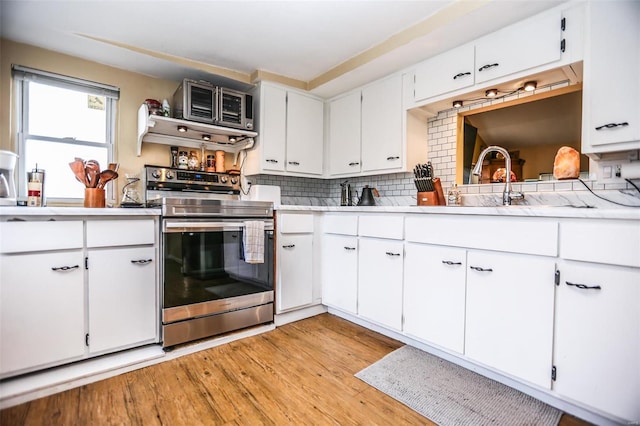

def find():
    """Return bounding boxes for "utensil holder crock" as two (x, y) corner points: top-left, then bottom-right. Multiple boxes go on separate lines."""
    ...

(84, 188), (106, 208)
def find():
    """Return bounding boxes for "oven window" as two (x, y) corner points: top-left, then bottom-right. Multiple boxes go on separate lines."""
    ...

(163, 229), (273, 308)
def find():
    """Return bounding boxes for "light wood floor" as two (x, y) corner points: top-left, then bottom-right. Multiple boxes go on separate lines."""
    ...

(1, 313), (591, 425)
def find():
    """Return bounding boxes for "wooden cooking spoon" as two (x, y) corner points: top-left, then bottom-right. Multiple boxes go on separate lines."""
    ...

(97, 169), (118, 189)
(69, 159), (88, 187)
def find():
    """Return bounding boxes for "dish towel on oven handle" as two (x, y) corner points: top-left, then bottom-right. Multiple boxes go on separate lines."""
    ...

(243, 220), (265, 264)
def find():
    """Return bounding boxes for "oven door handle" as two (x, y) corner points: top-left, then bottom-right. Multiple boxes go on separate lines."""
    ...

(163, 221), (274, 232)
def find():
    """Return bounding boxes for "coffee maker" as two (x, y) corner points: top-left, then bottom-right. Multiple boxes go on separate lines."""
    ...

(0, 150), (18, 206)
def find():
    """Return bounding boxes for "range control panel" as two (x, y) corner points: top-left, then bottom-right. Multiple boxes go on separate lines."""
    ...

(143, 165), (240, 193)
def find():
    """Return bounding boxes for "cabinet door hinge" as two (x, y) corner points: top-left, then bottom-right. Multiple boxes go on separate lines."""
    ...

(560, 39), (566, 53)
(551, 365), (557, 381)
(85, 257), (89, 270)
(85, 333), (90, 347)
(554, 269), (560, 286)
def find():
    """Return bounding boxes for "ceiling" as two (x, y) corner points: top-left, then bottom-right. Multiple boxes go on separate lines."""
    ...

(0, 0), (566, 98)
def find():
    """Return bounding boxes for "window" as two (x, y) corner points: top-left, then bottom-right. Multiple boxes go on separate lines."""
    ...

(12, 65), (119, 202)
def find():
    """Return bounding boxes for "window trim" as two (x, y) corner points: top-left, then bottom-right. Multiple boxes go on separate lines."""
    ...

(13, 65), (118, 204)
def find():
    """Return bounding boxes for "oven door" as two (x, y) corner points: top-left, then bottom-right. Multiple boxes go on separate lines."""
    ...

(161, 218), (274, 324)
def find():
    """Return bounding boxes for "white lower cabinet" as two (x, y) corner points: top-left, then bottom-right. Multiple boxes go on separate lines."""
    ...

(403, 244), (466, 354)
(278, 234), (314, 311)
(0, 217), (158, 379)
(87, 246), (157, 354)
(0, 250), (86, 377)
(465, 250), (556, 389)
(553, 260), (640, 422)
(277, 213), (316, 313)
(357, 237), (403, 330)
(321, 234), (358, 314)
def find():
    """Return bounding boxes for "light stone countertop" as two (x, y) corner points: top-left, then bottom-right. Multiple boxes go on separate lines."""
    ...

(0, 206), (161, 217)
(276, 204), (640, 220)
(1, 203), (638, 220)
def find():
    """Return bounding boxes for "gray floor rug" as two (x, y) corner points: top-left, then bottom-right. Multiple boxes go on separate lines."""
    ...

(355, 345), (562, 426)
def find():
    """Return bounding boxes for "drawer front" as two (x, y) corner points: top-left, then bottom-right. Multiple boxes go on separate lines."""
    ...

(0, 221), (83, 253)
(405, 215), (558, 256)
(358, 215), (404, 240)
(560, 220), (640, 267)
(278, 213), (314, 234)
(87, 219), (156, 248)
(324, 214), (358, 236)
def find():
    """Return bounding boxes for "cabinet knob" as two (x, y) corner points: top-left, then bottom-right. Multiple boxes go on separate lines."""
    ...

(266, 159), (279, 163)
(478, 63), (499, 72)
(595, 122), (629, 131)
(386, 156), (400, 161)
(385, 251), (401, 257)
(131, 259), (153, 264)
(288, 161), (300, 166)
(442, 260), (462, 265)
(344, 246), (356, 251)
(282, 244), (296, 249)
(348, 162), (360, 166)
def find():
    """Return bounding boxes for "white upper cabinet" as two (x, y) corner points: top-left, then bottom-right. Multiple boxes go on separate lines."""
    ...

(244, 83), (323, 176)
(475, 9), (562, 84)
(361, 74), (403, 172)
(581, 0), (640, 155)
(414, 44), (475, 102)
(328, 91), (362, 175)
(413, 6), (567, 104)
(285, 91), (324, 175)
(328, 74), (407, 177)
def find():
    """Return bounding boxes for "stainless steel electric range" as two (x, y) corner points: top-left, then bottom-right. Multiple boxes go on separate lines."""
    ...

(144, 165), (274, 348)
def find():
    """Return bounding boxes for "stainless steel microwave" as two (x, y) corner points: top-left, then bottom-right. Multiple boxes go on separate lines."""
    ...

(173, 79), (253, 130)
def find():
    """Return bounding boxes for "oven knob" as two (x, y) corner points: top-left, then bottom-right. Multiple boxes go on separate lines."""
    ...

(230, 177), (238, 185)
(165, 170), (174, 180)
(152, 169), (162, 179)
(220, 176), (228, 183)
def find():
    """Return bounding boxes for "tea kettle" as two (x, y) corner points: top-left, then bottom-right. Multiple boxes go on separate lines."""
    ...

(357, 185), (377, 206)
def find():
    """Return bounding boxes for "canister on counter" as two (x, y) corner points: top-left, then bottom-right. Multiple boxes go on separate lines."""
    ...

(178, 151), (189, 170)
(215, 151), (225, 173)
(206, 155), (216, 172)
(27, 167), (45, 207)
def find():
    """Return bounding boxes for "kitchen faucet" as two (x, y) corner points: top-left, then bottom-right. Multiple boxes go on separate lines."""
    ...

(471, 146), (524, 206)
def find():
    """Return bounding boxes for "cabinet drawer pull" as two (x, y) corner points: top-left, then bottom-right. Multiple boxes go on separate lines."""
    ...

(595, 122), (629, 131)
(131, 259), (153, 265)
(453, 72), (471, 80)
(442, 260), (462, 265)
(288, 161), (300, 166)
(282, 244), (296, 249)
(565, 281), (602, 290)
(51, 265), (80, 271)
(478, 63), (499, 72)
(386, 156), (400, 161)
(385, 251), (401, 257)
(266, 159), (279, 163)
(344, 246), (356, 251)
(470, 265), (493, 272)
(348, 162), (360, 166)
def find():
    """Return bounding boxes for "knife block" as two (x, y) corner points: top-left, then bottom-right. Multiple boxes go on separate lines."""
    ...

(417, 191), (438, 206)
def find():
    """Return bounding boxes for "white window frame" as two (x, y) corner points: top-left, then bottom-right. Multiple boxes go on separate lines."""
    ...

(12, 65), (118, 204)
